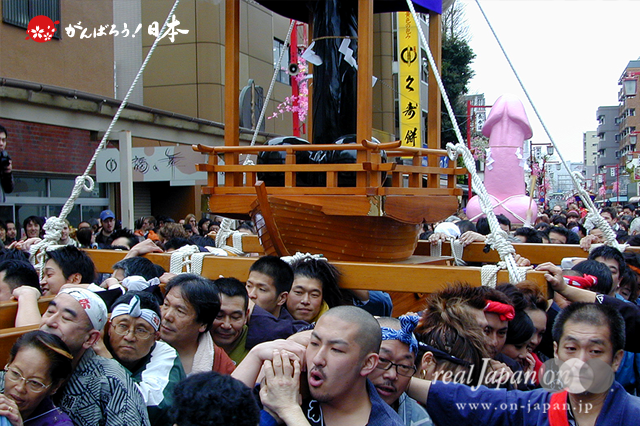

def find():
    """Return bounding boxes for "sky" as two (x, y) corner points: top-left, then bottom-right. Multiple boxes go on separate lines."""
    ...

(459, 0), (640, 163)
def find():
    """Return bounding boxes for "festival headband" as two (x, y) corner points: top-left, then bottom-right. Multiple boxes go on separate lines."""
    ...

(484, 301), (515, 322)
(59, 288), (108, 331)
(417, 342), (471, 368)
(122, 275), (161, 292)
(111, 295), (161, 331)
(563, 274), (598, 290)
(380, 315), (419, 354)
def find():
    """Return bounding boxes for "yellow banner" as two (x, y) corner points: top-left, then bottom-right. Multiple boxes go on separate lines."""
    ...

(397, 12), (422, 148)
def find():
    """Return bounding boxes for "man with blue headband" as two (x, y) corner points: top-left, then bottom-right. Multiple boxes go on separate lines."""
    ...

(370, 316), (433, 426)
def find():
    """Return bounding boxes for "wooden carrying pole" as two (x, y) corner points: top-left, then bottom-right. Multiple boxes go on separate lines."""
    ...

(224, 0), (241, 186)
(84, 249), (549, 295)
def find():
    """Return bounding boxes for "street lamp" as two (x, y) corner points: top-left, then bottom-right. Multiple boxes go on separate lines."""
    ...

(529, 143), (555, 208)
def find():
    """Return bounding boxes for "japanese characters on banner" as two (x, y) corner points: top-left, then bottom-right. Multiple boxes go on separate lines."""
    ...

(96, 146), (207, 186)
(397, 12), (422, 149)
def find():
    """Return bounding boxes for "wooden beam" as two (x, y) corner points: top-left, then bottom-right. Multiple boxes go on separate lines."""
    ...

(0, 325), (39, 365)
(0, 297), (54, 329)
(426, 11), (441, 150)
(356, 0), (374, 187)
(84, 250), (549, 296)
(226, 234), (264, 254)
(427, 11), (441, 190)
(415, 241), (640, 265)
(224, 0), (241, 184)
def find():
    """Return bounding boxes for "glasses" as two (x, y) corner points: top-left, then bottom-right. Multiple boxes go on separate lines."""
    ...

(418, 342), (472, 368)
(4, 366), (51, 393)
(376, 358), (417, 377)
(111, 322), (154, 340)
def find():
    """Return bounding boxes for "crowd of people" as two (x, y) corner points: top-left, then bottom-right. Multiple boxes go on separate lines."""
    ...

(0, 202), (638, 425)
(424, 201), (640, 249)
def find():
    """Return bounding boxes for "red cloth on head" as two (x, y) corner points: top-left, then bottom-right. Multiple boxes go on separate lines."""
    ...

(563, 274), (597, 289)
(484, 301), (515, 321)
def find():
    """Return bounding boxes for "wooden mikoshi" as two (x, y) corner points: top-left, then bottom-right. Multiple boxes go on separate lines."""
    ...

(193, 0), (463, 262)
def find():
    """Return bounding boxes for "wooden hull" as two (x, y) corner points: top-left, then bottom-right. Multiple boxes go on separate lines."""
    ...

(252, 196), (421, 262)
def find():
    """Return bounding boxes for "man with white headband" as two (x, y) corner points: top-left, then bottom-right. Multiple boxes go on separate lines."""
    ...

(40, 288), (150, 426)
(370, 316), (432, 426)
(101, 291), (185, 426)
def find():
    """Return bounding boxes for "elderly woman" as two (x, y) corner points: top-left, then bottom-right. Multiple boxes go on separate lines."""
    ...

(0, 330), (73, 426)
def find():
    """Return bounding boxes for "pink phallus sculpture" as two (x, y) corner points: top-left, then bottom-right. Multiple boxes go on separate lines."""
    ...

(466, 94), (536, 225)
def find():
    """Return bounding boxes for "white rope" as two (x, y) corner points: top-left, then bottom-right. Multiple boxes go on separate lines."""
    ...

(406, 0), (526, 283)
(244, 20), (296, 165)
(28, 0), (183, 275)
(280, 252), (326, 265)
(472, 0), (622, 252)
(191, 252), (210, 276)
(451, 240), (465, 266)
(481, 264), (500, 288)
(428, 239), (465, 265)
(429, 240), (442, 257)
(169, 244), (201, 274)
(214, 218), (246, 256)
(572, 172), (626, 251)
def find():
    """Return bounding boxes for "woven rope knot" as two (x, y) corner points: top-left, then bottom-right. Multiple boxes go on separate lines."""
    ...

(214, 218), (246, 256)
(42, 217), (65, 242)
(281, 252), (326, 265)
(446, 143), (461, 162)
(169, 244), (201, 274)
(77, 175), (95, 193)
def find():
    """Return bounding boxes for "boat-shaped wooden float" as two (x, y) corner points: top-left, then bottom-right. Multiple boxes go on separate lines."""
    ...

(193, 0), (464, 262)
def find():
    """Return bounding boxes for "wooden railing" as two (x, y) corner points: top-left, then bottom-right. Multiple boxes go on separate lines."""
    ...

(193, 141), (465, 197)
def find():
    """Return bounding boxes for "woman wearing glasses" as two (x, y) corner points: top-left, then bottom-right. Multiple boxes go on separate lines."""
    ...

(0, 330), (73, 426)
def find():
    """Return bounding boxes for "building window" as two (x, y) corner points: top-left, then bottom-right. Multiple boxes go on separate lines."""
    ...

(420, 49), (429, 82)
(2, 0), (61, 39)
(5, 174), (109, 230)
(273, 38), (290, 85)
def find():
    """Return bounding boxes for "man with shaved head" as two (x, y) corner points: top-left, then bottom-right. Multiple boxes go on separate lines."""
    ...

(258, 305), (404, 425)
